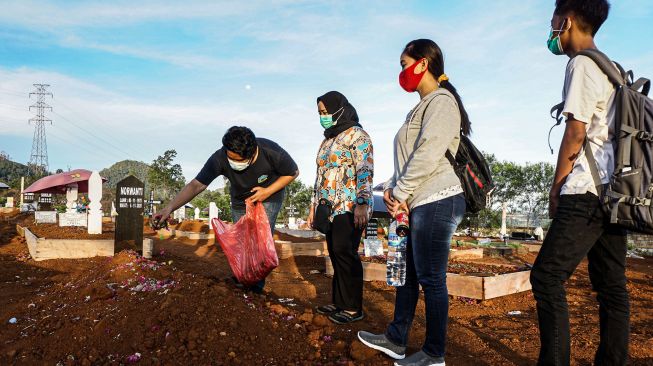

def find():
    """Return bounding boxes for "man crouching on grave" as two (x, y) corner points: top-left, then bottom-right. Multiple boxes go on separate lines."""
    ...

(154, 126), (299, 293)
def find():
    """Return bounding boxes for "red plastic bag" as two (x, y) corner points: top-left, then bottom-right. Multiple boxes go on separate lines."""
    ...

(211, 202), (279, 286)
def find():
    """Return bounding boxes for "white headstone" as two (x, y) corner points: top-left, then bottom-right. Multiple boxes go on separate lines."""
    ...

(194, 207), (200, 220)
(87, 171), (103, 234)
(35, 211), (57, 224)
(209, 202), (218, 229)
(500, 202), (508, 237)
(534, 226), (544, 241)
(65, 183), (78, 213)
(111, 201), (118, 217)
(175, 207), (186, 220)
(288, 217), (298, 230)
(59, 212), (87, 227)
(5, 197), (14, 208)
(20, 177), (24, 206)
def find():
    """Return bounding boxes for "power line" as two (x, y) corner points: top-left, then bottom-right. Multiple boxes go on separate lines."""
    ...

(51, 110), (138, 160)
(28, 84), (52, 175)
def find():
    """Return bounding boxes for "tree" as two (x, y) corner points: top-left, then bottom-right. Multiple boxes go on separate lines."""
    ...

(278, 180), (313, 223)
(148, 150), (186, 202)
(515, 162), (554, 227)
(488, 155), (554, 227)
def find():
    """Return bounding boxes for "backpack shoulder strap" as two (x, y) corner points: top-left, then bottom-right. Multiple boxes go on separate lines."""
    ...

(576, 49), (626, 87)
(418, 93), (461, 167)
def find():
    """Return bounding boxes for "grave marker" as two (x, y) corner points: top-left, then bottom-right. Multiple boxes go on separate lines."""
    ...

(59, 212), (87, 227)
(87, 171), (103, 234)
(209, 202), (218, 228)
(145, 190), (162, 217)
(65, 183), (78, 212)
(35, 211), (57, 224)
(38, 193), (53, 211)
(194, 207), (200, 220)
(115, 175), (145, 252)
(365, 218), (379, 238)
(5, 197), (14, 208)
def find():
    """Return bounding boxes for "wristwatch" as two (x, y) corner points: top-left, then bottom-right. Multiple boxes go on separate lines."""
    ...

(356, 197), (368, 205)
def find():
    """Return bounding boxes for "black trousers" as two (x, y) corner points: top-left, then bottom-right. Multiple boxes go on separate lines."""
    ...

(530, 193), (630, 366)
(326, 213), (364, 312)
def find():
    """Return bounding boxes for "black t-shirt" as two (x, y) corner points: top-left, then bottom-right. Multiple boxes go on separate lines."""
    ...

(195, 138), (298, 209)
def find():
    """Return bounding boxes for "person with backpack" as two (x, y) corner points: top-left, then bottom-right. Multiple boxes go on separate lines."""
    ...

(307, 91), (374, 325)
(531, 1), (631, 365)
(357, 39), (468, 366)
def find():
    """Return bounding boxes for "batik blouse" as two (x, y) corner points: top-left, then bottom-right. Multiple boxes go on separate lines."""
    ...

(312, 126), (374, 221)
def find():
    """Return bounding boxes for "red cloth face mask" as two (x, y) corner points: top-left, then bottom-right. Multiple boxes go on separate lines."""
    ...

(399, 58), (427, 92)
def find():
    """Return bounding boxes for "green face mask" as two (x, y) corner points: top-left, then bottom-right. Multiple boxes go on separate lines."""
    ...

(320, 115), (334, 129)
(547, 20), (567, 56)
(319, 107), (343, 129)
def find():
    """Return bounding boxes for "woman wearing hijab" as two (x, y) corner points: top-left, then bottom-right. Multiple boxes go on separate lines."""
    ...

(307, 91), (374, 325)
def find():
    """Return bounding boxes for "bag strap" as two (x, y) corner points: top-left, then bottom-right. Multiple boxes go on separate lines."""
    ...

(418, 94), (460, 168)
(576, 49), (626, 87)
(631, 77), (651, 96)
(583, 138), (604, 198)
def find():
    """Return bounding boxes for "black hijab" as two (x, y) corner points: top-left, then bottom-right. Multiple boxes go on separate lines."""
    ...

(317, 91), (362, 139)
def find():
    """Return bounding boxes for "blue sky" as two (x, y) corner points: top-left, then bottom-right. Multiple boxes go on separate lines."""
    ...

(0, 0), (651, 189)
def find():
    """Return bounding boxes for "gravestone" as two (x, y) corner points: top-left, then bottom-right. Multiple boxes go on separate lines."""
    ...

(145, 191), (162, 218)
(111, 201), (118, 222)
(194, 207), (200, 220)
(500, 202), (507, 237)
(59, 212), (87, 227)
(87, 171), (103, 234)
(5, 197), (14, 208)
(209, 202), (218, 229)
(20, 177), (24, 206)
(35, 211), (57, 224)
(174, 207), (186, 221)
(365, 218), (379, 239)
(65, 183), (78, 212)
(38, 193), (53, 211)
(115, 175), (145, 252)
(363, 219), (383, 257)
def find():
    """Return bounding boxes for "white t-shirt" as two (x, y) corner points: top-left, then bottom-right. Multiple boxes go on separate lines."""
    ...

(560, 55), (617, 196)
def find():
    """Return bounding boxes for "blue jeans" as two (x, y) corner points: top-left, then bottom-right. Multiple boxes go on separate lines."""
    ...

(231, 197), (283, 292)
(385, 194), (465, 358)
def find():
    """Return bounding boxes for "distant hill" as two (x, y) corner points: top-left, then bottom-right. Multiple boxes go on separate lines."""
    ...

(99, 160), (150, 189)
(0, 155), (29, 188)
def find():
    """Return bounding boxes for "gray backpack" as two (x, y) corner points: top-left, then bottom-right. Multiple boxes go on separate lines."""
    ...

(550, 49), (653, 233)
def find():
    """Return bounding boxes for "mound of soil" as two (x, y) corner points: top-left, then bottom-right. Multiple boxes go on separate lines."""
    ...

(176, 220), (211, 234)
(2, 217), (652, 365)
(20, 216), (115, 240)
(0, 234), (344, 364)
(360, 255), (530, 275)
(273, 231), (324, 243)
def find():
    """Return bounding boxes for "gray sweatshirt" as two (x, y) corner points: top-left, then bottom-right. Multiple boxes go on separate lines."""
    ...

(385, 88), (461, 209)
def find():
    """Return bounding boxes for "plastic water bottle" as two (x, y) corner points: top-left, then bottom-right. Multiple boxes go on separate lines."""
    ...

(386, 222), (407, 286)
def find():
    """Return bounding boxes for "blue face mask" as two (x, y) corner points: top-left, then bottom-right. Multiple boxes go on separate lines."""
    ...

(547, 19), (568, 56)
(319, 107), (343, 129)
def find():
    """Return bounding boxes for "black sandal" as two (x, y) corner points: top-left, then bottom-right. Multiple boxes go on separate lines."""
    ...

(328, 310), (365, 324)
(316, 304), (339, 315)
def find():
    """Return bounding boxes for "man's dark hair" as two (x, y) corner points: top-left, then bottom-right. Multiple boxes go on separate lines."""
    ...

(222, 126), (257, 159)
(555, 0), (610, 36)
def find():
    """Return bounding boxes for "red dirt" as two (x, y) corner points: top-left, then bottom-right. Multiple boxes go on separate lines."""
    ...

(273, 231), (324, 243)
(20, 215), (115, 240)
(1, 217), (652, 365)
(175, 220), (211, 234)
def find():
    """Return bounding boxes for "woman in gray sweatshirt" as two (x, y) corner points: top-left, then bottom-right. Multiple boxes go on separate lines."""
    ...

(357, 39), (471, 366)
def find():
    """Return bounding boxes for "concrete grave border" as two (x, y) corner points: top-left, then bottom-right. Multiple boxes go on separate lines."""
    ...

(324, 255), (532, 300)
(17, 225), (153, 261)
